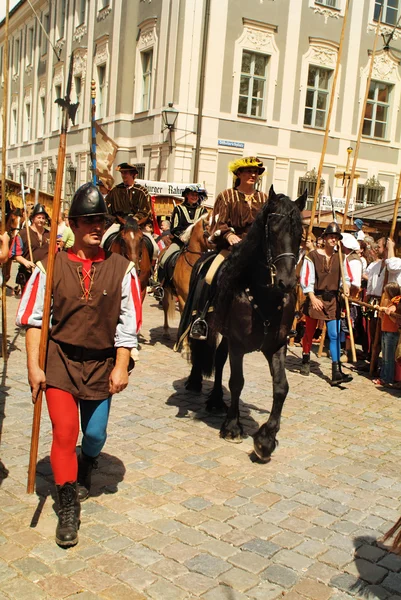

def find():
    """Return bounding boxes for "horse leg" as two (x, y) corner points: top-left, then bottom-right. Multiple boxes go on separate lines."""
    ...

(162, 288), (174, 339)
(206, 337), (228, 413)
(253, 345), (288, 462)
(220, 349), (244, 442)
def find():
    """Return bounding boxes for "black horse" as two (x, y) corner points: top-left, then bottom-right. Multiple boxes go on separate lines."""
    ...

(186, 186), (307, 462)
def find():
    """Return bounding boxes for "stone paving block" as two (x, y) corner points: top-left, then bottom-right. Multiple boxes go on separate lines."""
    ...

(219, 566), (259, 592)
(228, 550), (268, 574)
(175, 571), (216, 595)
(53, 558), (87, 575)
(379, 553), (401, 572)
(382, 572), (401, 594)
(117, 566), (158, 591)
(121, 543), (162, 567)
(330, 573), (365, 595)
(345, 557), (388, 585)
(102, 583), (147, 599)
(146, 578), (190, 599)
(162, 541), (200, 563)
(185, 553), (231, 578)
(355, 543), (387, 563)
(88, 553), (134, 577)
(181, 497), (212, 511)
(304, 562), (341, 584)
(295, 539), (327, 558)
(150, 557), (188, 580)
(293, 577), (333, 600)
(200, 539), (238, 560)
(201, 584), (249, 600)
(246, 581), (284, 599)
(272, 548), (314, 572)
(12, 556), (51, 581)
(261, 564), (299, 588)
(241, 538), (281, 558)
(4, 576), (47, 600)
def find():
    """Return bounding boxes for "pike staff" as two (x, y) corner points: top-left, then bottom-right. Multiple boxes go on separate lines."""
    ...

(20, 174), (34, 263)
(1, 0), (10, 361)
(27, 53), (79, 494)
(90, 80), (96, 184)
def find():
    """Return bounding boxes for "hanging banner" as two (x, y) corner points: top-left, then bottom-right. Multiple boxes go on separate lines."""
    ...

(320, 195), (355, 213)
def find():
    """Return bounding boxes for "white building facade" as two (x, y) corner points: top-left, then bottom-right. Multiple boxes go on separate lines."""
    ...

(1, 0), (401, 209)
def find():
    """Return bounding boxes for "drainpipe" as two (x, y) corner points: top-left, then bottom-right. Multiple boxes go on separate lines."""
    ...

(193, 0), (211, 183)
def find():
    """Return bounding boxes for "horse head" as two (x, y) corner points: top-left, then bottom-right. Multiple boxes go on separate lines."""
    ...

(6, 208), (24, 239)
(119, 217), (144, 272)
(262, 185), (307, 293)
(181, 213), (211, 252)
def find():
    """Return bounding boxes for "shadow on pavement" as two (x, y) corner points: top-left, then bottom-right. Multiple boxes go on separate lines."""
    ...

(329, 535), (401, 598)
(166, 376), (262, 439)
(30, 451), (126, 527)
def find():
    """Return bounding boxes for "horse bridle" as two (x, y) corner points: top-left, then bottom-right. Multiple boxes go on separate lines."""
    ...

(183, 218), (208, 268)
(264, 211), (298, 287)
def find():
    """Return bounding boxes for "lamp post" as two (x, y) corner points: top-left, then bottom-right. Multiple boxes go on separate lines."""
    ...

(161, 103), (178, 181)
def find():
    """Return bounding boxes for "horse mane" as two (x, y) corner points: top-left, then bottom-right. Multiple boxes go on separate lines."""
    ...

(180, 213), (208, 244)
(215, 195), (302, 314)
(124, 216), (140, 232)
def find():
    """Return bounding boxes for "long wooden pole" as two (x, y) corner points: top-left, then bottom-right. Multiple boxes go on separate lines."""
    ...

(20, 175), (33, 263)
(341, 8), (382, 232)
(26, 52), (74, 492)
(369, 170), (401, 376)
(338, 244), (357, 362)
(307, 0), (349, 238)
(1, 0), (10, 362)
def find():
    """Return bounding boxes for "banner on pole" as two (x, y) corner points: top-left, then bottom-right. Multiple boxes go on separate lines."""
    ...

(320, 195), (355, 213)
(95, 122), (118, 190)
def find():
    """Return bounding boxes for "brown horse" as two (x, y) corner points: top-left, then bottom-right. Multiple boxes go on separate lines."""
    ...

(109, 216), (151, 303)
(162, 214), (211, 338)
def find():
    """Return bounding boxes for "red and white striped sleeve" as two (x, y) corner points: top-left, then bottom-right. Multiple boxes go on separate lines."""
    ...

(300, 256), (315, 294)
(16, 266), (46, 328)
(115, 264), (142, 348)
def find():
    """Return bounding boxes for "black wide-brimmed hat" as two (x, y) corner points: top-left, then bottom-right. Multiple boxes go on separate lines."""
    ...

(182, 184), (201, 197)
(69, 183), (108, 218)
(322, 222), (343, 240)
(30, 203), (50, 220)
(116, 162), (139, 174)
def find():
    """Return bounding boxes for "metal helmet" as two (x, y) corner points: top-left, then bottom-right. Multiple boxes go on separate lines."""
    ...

(31, 203), (50, 220)
(322, 221), (343, 240)
(69, 182), (108, 218)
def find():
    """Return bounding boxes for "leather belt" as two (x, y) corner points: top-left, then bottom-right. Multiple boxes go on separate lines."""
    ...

(57, 341), (115, 362)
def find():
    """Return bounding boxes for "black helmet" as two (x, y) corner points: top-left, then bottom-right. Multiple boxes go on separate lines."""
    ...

(31, 203), (50, 220)
(69, 183), (108, 218)
(322, 221), (343, 240)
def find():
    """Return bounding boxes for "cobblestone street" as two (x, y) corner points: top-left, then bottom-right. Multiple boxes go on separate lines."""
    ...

(1, 289), (401, 599)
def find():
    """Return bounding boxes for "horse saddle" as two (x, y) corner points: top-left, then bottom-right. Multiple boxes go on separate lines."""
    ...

(164, 250), (180, 283)
(103, 230), (120, 253)
(143, 235), (154, 262)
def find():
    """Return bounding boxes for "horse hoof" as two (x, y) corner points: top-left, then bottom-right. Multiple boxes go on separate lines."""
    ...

(220, 422), (244, 443)
(222, 436), (243, 444)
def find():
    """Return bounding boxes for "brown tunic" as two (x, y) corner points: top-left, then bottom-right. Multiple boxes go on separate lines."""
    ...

(303, 250), (341, 321)
(210, 188), (267, 248)
(107, 182), (151, 222)
(19, 227), (50, 262)
(43, 251), (131, 400)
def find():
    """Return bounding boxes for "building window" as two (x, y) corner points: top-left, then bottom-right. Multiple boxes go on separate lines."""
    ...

(54, 84), (62, 130)
(304, 65), (332, 129)
(238, 51), (268, 118)
(297, 168), (325, 209)
(141, 50), (153, 111)
(363, 80), (390, 139)
(99, 0), (110, 8)
(27, 27), (34, 65)
(13, 38), (20, 75)
(41, 13), (49, 55)
(316, 0), (338, 7)
(97, 65), (106, 118)
(11, 108), (17, 144)
(135, 163), (145, 179)
(24, 102), (31, 141)
(74, 76), (82, 124)
(38, 96), (45, 137)
(58, 0), (66, 39)
(374, 0), (399, 26)
(356, 176), (385, 206)
(77, 0), (86, 26)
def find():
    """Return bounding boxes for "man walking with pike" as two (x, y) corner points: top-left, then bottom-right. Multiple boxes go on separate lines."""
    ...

(17, 183), (142, 547)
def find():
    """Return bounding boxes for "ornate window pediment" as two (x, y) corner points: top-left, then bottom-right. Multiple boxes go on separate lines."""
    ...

(73, 48), (88, 81)
(309, 0), (345, 23)
(137, 18), (157, 52)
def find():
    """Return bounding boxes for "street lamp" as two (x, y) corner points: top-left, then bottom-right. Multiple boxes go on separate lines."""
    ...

(161, 103), (178, 131)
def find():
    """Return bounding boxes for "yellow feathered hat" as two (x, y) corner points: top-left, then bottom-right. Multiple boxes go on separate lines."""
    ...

(229, 156), (265, 186)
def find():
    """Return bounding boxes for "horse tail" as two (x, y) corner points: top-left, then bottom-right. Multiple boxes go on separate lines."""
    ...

(164, 287), (176, 322)
(189, 329), (218, 378)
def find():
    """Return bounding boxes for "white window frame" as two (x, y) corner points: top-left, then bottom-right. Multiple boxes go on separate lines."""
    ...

(231, 19), (279, 124)
(141, 49), (153, 112)
(74, 76), (82, 125)
(97, 65), (106, 119)
(23, 99), (32, 142)
(359, 49), (401, 143)
(41, 13), (49, 56)
(238, 50), (268, 119)
(76, 0), (86, 27)
(26, 26), (34, 66)
(299, 39), (339, 130)
(134, 19), (157, 116)
(304, 65), (332, 129)
(363, 80), (392, 140)
(308, 0), (346, 19)
(58, 0), (66, 39)
(13, 37), (20, 76)
(38, 93), (46, 138)
(98, 0), (112, 12)
(11, 104), (18, 145)
(374, 0), (400, 26)
(54, 84), (62, 131)
(94, 37), (110, 119)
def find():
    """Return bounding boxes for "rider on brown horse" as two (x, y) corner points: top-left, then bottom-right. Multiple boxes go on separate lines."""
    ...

(152, 185), (208, 301)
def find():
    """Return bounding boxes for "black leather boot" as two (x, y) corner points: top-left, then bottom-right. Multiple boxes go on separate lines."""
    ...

(55, 482), (80, 547)
(330, 361), (353, 386)
(339, 362), (353, 384)
(77, 451), (98, 502)
(300, 353), (310, 376)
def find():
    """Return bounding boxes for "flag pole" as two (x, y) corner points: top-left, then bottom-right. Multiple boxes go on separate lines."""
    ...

(1, 0), (10, 361)
(91, 80), (96, 184)
(27, 53), (79, 493)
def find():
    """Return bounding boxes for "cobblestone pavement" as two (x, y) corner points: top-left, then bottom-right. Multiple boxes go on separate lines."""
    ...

(1, 287), (401, 600)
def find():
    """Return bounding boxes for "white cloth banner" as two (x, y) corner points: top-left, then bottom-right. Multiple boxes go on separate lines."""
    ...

(136, 179), (200, 197)
(319, 195), (355, 213)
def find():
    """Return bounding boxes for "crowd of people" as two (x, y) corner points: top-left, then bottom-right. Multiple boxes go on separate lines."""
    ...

(3, 155), (401, 549)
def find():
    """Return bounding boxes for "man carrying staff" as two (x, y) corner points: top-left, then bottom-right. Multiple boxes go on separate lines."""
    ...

(299, 222), (353, 386)
(10, 203), (51, 293)
(17, 183), (141, 548)
(102, 162), (151, 245)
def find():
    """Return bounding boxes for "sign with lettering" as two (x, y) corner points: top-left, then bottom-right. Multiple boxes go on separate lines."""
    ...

(319, 195), (355, 213)
(136, 180), (201, 197)
(218, 139), (245, 149)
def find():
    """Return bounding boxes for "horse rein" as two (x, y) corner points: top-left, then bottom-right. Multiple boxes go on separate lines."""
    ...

(183, 218), (209, 268)
(265, 211), (297, 287)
